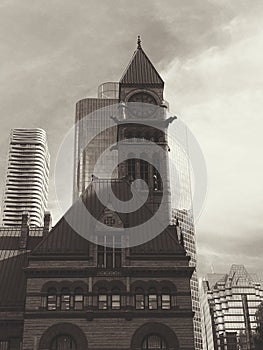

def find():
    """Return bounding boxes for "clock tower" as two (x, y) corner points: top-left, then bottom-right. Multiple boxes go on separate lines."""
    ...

(16, 38), (196, 350)
(117, 36), (171, 220)
(119, 36), (164, 104)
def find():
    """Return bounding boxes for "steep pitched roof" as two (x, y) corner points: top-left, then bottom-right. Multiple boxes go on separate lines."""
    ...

(130, 226), (186, 255)
(0, 252), (28, 308)
(120, 43), (164, 86)
(32, 179), (184, 257)
(31, 216), (90, 256)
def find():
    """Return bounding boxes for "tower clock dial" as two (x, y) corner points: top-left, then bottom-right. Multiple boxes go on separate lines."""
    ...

(128, 92), (157, 118)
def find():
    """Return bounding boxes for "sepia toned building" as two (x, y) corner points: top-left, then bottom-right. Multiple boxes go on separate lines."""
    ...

(172, 209), (202, 350)
(201, 264), (263, 350)
(0, 38), (196, 350)
(1, 128), (50, 227)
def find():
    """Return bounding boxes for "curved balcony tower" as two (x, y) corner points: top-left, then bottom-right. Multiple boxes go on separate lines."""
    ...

(1, 128), (50, 227)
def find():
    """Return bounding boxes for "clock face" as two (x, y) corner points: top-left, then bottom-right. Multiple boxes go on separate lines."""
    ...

(128, 92), (157, 118)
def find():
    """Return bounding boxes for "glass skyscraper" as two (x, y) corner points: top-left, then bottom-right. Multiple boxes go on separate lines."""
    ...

(201, 264), (263, 350)
(172, 209), (203, 350)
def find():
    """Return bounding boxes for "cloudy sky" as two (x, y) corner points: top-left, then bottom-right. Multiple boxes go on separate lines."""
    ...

(0, 0), (262, 278)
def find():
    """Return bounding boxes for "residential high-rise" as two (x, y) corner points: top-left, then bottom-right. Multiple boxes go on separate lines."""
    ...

(1, 128), (50, 227)
(201, 264), (263, 350)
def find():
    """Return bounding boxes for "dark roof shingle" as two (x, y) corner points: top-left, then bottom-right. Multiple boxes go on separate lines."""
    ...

(120, 47), (164, 85)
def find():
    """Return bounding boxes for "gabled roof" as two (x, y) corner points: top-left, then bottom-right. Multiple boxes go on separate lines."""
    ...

(31, 216), (90, 255)
(0, 252), (28, 307)
(120, 40), (164, 86)
(130, 226), (186, 255)
(32, 179), (185, 257)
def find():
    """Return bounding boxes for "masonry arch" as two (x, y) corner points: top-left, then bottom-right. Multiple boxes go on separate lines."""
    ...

(39, 323), (88, 350)
(131, 322), (179, 350)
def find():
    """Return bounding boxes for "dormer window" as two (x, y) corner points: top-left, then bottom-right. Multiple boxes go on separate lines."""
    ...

(104, 216), (116, 226)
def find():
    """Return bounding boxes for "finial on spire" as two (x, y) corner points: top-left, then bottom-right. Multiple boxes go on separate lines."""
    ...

(137, 35), (142, 49)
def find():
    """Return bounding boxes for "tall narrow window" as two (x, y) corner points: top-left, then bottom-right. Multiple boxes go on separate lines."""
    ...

(47, 288), (57, 311)
(135, 293), (145, 310)
(98, 291), (108, 310)
(97, 235), (105, 268)
(114, 235), (122, 268)
(127, 153), (136, 180)
(111, 292), (121, 310)
(153, 154), (162, 191)
(161, 294), (171, 310)
(74, 288), (84, 310)
(148, 294), (158, 310)
(142, 335), (167, 349)
(97, 235), (121, 268)
(61, 288), (71, 310)
(140, 158), (149, 185)
(0, 341), (9, 350)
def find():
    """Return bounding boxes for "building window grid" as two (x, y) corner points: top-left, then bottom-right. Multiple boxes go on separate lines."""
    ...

(44, 287), (175, 311)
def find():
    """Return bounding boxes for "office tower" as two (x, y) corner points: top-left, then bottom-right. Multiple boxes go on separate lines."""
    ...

(0, 39), (196, 349)
(201, 264), (263, 350)
(73, 83), (119, 201)
(172, 209), (203, 350)
(169, 98), (203, 350)
(1, 128), (50, 227)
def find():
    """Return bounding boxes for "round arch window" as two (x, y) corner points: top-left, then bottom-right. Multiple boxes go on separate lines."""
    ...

(142, 334), (168, 349)
(50, 335), (76, 350)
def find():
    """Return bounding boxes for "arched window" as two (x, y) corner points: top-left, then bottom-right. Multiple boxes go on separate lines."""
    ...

(161, 287), (171, 310)
(51, 335), (76, 350)
(148, 289), (158, 310)
(74, 288), (84, 310)
(61, 288), (71, 311)
(161, 294), (171, 310)
(142, 334), (168, 349)
(98, 288), (108, 310)
(47, 288), (57, 311)
(135, 288), (145, 310)
(111, 289), (121, 310)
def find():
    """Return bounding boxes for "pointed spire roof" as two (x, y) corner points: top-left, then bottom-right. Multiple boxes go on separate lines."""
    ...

(120, 36), (164, 86)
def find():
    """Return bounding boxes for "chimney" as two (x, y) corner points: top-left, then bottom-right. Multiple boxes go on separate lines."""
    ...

(19, 212), (30, 250)
(43, 211), (52, 237)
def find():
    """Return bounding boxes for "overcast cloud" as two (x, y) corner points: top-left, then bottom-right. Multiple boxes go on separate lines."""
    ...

(0, 0), (262, 278)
